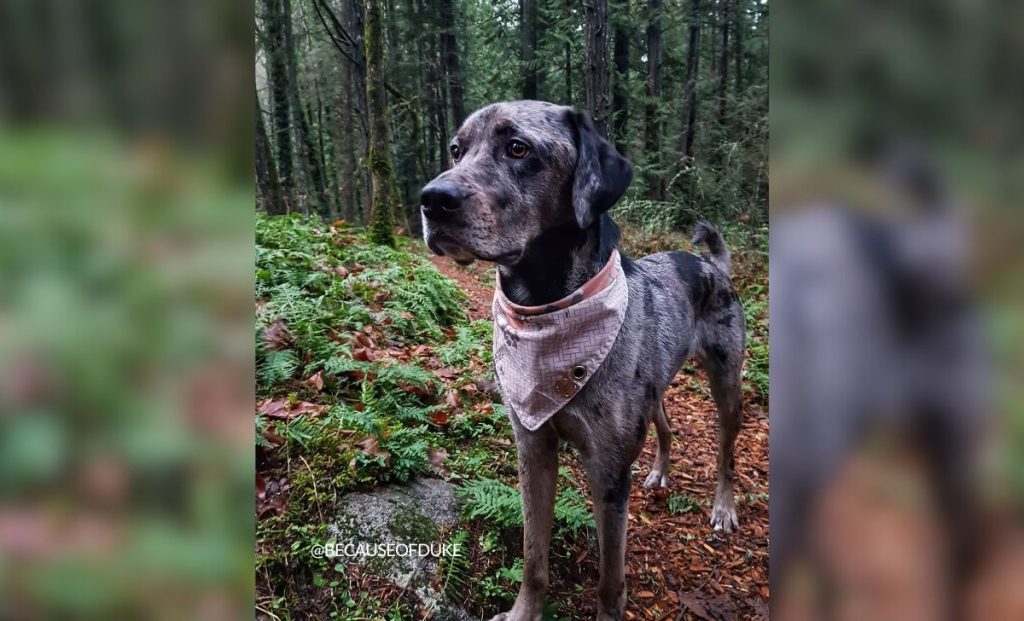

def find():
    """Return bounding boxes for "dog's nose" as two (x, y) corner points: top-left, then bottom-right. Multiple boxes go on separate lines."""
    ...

(420, 180), (463, 221)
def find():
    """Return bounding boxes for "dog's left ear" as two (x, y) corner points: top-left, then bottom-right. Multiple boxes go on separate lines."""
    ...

(568, 109), (633, 229)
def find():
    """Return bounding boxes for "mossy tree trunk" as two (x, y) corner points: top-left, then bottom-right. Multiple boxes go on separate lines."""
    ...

(365, 0), (397, 246)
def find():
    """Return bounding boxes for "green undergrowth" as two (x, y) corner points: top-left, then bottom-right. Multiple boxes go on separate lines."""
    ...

(256, 214), (520, 618)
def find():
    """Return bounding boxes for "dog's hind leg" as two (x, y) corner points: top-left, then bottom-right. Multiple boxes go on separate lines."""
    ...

(643, 400), (672, 489)
(702, 346), (744, 534)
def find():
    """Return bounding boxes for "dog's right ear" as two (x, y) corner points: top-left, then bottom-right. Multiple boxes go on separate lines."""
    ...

(567, 109), (633, 229)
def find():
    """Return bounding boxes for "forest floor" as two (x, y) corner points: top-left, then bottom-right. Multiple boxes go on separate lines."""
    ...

(428, 243), (770, 621)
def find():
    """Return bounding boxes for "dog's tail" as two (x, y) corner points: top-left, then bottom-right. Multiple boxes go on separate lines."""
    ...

(691, 222), (731, 276)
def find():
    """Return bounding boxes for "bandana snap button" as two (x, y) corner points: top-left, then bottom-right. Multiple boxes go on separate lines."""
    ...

(571, 365), (587, 380)
(554, 377), (578, 398)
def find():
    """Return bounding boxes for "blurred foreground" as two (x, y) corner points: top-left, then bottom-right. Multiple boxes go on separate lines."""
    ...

(0, 2), (254, 619)
(771, 1), (1024, 620)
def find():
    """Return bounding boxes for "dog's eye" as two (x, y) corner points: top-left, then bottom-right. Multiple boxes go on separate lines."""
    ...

(449, 145), (461, 162)
(507, 140), (529, 159)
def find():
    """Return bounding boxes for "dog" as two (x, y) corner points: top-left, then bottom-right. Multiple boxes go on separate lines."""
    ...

(420, 100), (746, 620)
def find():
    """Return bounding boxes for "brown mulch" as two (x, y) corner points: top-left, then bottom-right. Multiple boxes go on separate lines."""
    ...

(429, 255), (770, 621)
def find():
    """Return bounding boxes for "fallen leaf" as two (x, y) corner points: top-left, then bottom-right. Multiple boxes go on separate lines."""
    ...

(444, 390), (460, 408)
(679, 591), (712, 621)
(428, 447), (449, 476)
(434, 366), (457, 380)
(352, 347), (376, 362)
(257, 494), (287, 519)
(301, 370), (324, 391)
(257, 399), (324, 420)
(357, 437), (390, 463)
(262, 319), (294, 351)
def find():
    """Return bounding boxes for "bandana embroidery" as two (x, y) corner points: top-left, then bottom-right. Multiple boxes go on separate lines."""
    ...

(492, 250), (629, 431)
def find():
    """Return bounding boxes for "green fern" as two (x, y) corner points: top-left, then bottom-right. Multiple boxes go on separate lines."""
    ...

(457, 478), (524, 528)
(437, 320), (493, 367)
(260, 349), (298, 387)
(438, 529), (472, 601)
(554, 488), (595, 536)
(381, 425), (432, 482)
(377, 362), (435, 390)
(667, 492), (701, 515)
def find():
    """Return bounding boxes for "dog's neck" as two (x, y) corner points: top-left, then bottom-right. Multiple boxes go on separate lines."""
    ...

(497, 214), (620, 307)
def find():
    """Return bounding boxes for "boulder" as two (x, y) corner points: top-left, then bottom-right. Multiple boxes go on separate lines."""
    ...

(331, 478), (473, 618)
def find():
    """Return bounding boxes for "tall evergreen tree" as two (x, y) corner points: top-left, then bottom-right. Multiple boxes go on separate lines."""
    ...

(520, 0), (539, 99)
(262, 0), (294, 210)
(583, 0), (611, 136)
(611, 0), (630, 154)
(681, 0), (702, 164)
(365, 0), (398, 246)
(644, 0), (663, 198)
(256, 89), (285, 214)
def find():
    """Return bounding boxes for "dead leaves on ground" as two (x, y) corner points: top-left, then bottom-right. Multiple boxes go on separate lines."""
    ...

(257, 398), (325, 420)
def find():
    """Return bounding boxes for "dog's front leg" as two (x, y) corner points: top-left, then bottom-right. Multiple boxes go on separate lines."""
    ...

(583, 459), (632, 621)
(490, 420), (559, 621)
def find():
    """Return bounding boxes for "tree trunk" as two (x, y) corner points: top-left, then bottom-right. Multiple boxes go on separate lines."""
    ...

(733, 0), (743, 95)
(284, 0), (332, 217)
(521, 0), (539, 99)
(643, 0), (663, 199)
(426, 6), (448, 168)
(716, 0), (729, 130)
(583, 0), (611, 136)
(411, 0), (432, 178)
(365, 0), (397, 246)
(263, 0), (294, 211)
(564, 0), (573, 105)
(611, 0), (630, 154)
(440, 0), (465, 124)
(342, 0), (371, 223)
(256, 90), (286, 215)
(681, 0), (701, 164)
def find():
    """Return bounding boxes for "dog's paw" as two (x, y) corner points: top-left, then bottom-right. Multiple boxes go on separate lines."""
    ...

(487, 614), (510, 621)
(643, 470), (669, 489)
(710, 501), (739, 534)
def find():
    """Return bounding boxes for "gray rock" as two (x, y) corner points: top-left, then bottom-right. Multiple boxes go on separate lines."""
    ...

(330, 478), (474, 619)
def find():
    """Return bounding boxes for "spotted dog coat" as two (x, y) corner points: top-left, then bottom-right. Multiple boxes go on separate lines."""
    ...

(420, 101), (746, 621)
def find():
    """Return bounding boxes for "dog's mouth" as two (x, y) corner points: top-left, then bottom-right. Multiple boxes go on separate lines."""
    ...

(425, 230), (478, 265)
(424, 225), (524, 266)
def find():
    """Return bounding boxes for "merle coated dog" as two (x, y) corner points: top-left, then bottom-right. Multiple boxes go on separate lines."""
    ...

(420, 101), (745, 621)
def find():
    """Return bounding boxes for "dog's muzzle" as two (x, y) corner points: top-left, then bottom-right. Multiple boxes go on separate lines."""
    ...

(420, 179), (464, 222)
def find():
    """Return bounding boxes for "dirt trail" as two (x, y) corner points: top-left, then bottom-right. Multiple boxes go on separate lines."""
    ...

(430, 256), (770, 620)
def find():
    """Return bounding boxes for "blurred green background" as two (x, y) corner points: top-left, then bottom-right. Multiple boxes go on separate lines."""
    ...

(771, 0), (1024, 618)
(0, 1), (254, 619)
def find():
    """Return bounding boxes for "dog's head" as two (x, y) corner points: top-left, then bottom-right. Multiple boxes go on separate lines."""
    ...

(420, 101), (632, 265)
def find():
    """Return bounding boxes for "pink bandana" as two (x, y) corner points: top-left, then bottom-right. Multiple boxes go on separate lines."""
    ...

(492, 250), (629, 431)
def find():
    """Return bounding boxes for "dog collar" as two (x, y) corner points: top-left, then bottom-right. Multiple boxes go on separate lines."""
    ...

(491, 250), (629, 431)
